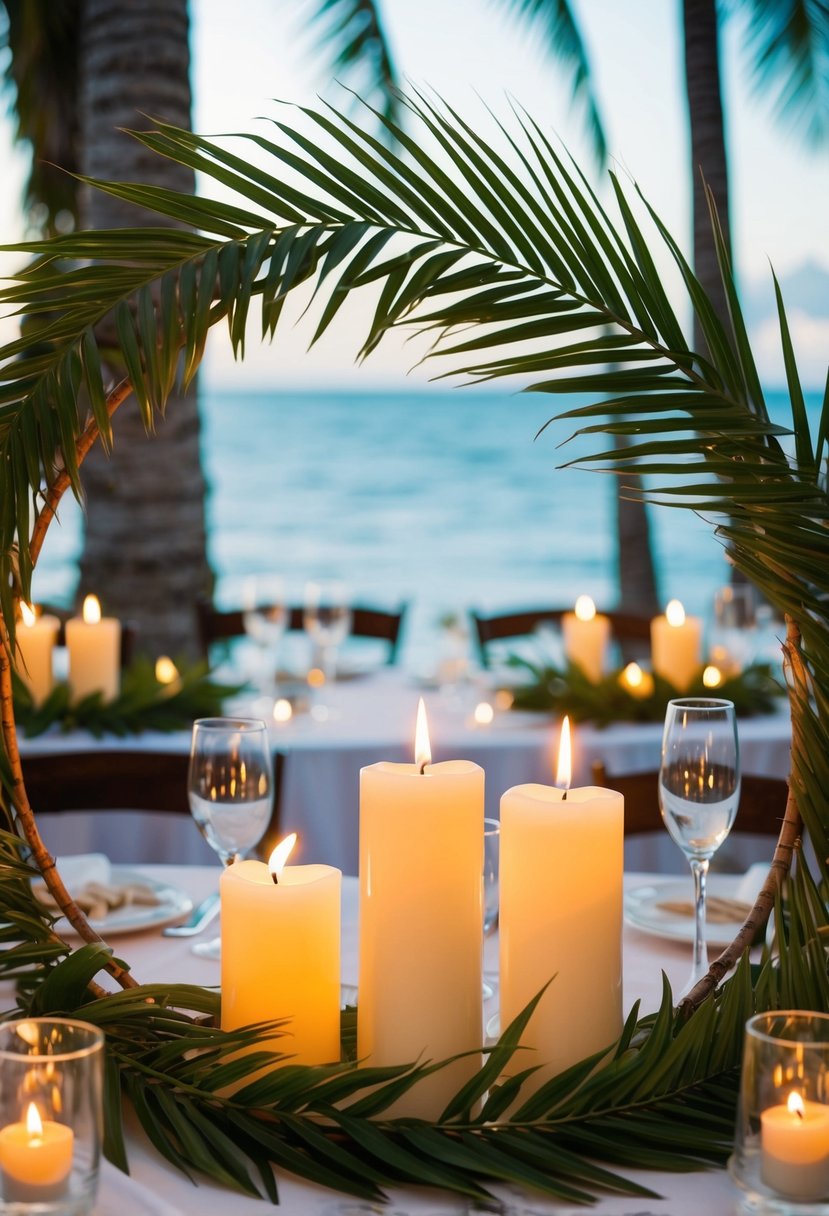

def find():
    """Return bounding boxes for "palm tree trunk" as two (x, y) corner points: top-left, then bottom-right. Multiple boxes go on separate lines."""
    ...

(77, 0), (212, 658)
(682, 0), (732, 348)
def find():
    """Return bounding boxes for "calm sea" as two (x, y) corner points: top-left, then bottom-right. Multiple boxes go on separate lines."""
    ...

(35, 386), (818, 663)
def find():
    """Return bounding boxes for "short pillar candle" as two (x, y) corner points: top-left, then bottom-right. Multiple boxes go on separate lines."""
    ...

(66, 595), (121, 702)
(650, 599), (701, 691)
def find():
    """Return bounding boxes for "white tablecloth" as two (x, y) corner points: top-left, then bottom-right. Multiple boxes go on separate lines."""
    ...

(83, 865), (746, 1215)
(21, 669), (792, 876)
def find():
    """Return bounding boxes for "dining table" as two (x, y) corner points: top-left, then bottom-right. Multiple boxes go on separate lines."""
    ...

(20, 667), (792, 876)
(58, 864), (750, 1216)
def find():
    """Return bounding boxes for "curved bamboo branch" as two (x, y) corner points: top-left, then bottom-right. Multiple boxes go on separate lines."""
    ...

(1, 377), (139, 991)
(678, 615), (805, 1015)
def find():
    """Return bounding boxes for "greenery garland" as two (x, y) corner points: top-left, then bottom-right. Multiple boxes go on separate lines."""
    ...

(13, 660), (244, 738)
(0, 91), (825, 1204)
(505, 659), (783, 723)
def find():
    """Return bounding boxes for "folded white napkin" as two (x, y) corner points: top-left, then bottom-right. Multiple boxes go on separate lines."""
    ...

(96, 1160), (185, 1216)
(53, 853), (112, 890)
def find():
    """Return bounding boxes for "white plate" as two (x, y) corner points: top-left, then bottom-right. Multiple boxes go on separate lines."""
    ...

(624, 874), (752, 948)
(50, 869), (193, 938)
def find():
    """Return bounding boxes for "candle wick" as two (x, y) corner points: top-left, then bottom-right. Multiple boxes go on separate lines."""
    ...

(271, 872), (279, 885)
(418, 760), (427, 775)
(795, 1105), (804, 1121)
(562, 789), (568, 801)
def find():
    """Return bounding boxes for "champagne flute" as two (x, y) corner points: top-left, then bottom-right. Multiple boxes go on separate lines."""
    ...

(303, 580), (352, 683)
(659, 697), (740, 997)
(188, 717), (274, 958)
(242, 574), (287, 696)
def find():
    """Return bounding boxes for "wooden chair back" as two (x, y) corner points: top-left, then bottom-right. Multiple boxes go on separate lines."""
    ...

(196, 600), (407, 664)
(471, 607), (651, 667)
(591, 761), (789, 837)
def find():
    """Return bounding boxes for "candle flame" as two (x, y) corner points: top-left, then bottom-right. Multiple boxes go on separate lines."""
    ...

(273, 698), (293, 723)
(556, 715), (572, 790)
(574, 595), (596, 622)
(415, 697), (431, 771)
(26, 1102), (43, 1140)
(155, 656), (178, 685)
(703, 664), (723, 688)
(269, 832), (297, 878)
(788, 1092), (805, 1120)
(82, 594), (102, 624)
(20, 602), (37, 627)
(623, 661), (643, 689)
(666, 599), (685, 627)
(474, 701), (494, 725)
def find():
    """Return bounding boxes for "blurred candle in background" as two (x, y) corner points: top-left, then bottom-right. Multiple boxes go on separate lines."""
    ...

(66, 595), (121, 703)
(15, 604), (59, 705)
(562, 596), (610, 683)
(650, 599), (701, 691)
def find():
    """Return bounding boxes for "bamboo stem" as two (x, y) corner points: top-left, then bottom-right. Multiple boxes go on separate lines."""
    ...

(678, 615), (804, 1015)
(1, 378), (139, 992)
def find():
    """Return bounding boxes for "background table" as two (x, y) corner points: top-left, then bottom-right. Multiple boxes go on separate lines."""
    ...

(22, 668), (792, 875)
(81, 865), (747, 1215)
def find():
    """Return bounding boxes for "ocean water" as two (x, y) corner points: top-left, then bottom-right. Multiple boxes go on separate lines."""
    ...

(34, 386), (818, 663)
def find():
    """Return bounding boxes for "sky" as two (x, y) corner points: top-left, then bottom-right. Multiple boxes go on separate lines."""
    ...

(1, 0), (827, 389)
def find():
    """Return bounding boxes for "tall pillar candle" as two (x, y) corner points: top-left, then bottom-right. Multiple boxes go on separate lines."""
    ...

(500, 718), (623, 1091)
(650, 599), (701, 692)
(15, 604), (59, 704)
(562, 596), (610, 683)
(221, 835), (341, 1065)
(66, 595), (121, 703)
(359, 699), (484, 1119)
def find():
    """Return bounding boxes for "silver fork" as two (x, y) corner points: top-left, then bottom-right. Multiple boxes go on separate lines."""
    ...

(162, 892), (220, 937)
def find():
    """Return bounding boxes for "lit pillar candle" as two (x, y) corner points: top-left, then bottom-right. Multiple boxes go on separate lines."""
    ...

(65, 595), (121, 703)
(0, 1102), (73, 1203)
(221, 834), (341, 1065)
(359, 699), (484, 1119)
(761, 1092), (829, 1199)
(650, 599), (701, 691)
(500, 716), (623, 1091)
(15, 604), (60, 704)
(562, 596), (610, 683)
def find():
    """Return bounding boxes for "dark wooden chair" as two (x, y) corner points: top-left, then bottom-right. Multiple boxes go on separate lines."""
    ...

(18, 750), (285, 860)
(196, 599), (407, 665)
(591, 761), (789, 837)
(471, 607), (651, 667)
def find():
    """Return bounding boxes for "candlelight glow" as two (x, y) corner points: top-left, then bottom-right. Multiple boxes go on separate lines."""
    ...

(788, 1092), (806, 1119)
(623, 661), (643, 688)
(26, 1103), (43, 1141)
(415, 697), (432, 770)
(20, 602), (36, 627)
(574, 595), (596, 622)
(556, 716), (572, 790)
(268, 832), (297, 878)
(82, 595), (101, 625)
(703, 664), (723, 688)
(474, 701), (494, 725)
(307, 666), (325, 688)
(155, 656), (178, 684)
(666, 599), (686, 627)
(495, 688), (514, 710)
(273, 698), (293, 723)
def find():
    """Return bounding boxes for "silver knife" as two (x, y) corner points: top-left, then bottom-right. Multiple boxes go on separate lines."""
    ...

(162, 892), (220, 937)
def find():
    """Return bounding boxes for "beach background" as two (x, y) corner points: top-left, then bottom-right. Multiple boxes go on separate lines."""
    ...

(34, 385), (819, 668)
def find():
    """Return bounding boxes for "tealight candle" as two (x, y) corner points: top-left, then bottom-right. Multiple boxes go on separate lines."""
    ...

(761, 1092), (829, 1199)
(650, 599), (701, 691)
(0, 1101), (73, 1203)
(359, 699), (484, 1119)
(221, 834), (341, 1065)
(66, 595), (121, 703)
(500, 716), (623, 1091)
(15, 603), (60, 705)
(618, 661), (654, 700)
(562, 596), (610, 683)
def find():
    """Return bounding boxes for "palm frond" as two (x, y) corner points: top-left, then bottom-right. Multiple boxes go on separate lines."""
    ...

(736, 0), (829, 146)
(305, 0), (402, 129)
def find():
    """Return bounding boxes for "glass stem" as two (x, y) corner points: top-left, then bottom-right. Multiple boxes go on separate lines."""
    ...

(689, 856), (710, 980)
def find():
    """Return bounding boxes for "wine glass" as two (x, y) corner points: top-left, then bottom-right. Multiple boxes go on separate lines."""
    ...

(303, 580), (352, 683)
(482, 817), (500, 999)
(242, 574), (287, 696)
(188, 717), (274, 958)
(659, 697), (741, 998)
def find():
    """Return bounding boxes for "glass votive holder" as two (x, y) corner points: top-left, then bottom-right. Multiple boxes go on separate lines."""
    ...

(0, 1018), (104, 1216)
(730, 1010), (829, 1214)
